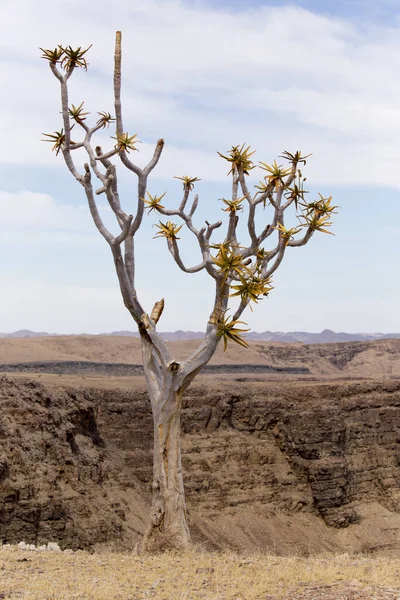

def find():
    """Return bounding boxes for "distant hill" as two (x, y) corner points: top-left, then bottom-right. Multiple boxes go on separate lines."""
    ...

(0, 328), (400, 344)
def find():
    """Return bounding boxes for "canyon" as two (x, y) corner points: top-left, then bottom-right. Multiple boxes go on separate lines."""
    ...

(0, 337), (399, 555)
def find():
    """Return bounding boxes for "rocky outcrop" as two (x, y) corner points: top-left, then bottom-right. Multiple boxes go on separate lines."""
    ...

(1, 376), (400, 554)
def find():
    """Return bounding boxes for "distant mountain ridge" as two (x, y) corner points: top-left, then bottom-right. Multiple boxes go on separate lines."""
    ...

(1, 328), (400, 344)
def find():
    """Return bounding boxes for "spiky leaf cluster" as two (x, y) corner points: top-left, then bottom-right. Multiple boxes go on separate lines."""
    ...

(274, 222), (302, 245)
(218, 143), (256, 176)
(259, 159), (292, 190)
(40, 47), (64, 65)
(214, 310), (250, 352)
(142, 192), (166, 214)
(212, 244), (247, 285)
(112, 132), (139, 154)
(153, 221), (183, 240)
(284, 170), (308, 209)
(41, 45), (92, 71)
(60, 45), (92, 71)
(302, 194), (337, 218)
(254, 179), (273, 195)
(174, 176), (201, 191)
(230, 274), (273, 306)
(69, 101), (90, 123)
(255, 247), (269, 263)
(41, 129), (67, 155)
(219, 196), (246, 214)
(96, 111), (116, 129)
(280, 150), (312, 165)
(298, 194), (338, 235)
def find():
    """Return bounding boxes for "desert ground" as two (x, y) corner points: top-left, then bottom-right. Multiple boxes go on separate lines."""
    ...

(2, 546), (400, 599)
(0, 335), (399, 379)
(1, 336), (400, 599)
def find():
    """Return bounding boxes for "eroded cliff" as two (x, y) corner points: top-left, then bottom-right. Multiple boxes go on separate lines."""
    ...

(1, 376), (400, 554)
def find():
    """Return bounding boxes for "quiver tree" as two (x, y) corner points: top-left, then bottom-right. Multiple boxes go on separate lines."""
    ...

(41, 32), (337, 552)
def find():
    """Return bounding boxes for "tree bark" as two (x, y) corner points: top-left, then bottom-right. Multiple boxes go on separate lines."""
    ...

(141, 381), (190, 552)
(137, 322), (219, 552)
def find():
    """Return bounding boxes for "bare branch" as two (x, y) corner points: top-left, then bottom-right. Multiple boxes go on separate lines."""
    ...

(179, 188), (191, 213)
(131, 177), (147, 235)
(113, 32), (123, 138)
(124, 236), (135, 288)
(73, 120), (89, 134)
(111, 244), (144, 323)
(257, 223), (270, 244)
(231, 298), (250, 322)
(167, 238), (206, 273)
(287, 227), (314, 247)
(82, 164), (114, 245)
(113, 31), (143, 178)
(69, 142), (84, 151)
(95, 145), (112, 169)
(263, 239), (287, 278)
(189, 194), (199, 218)
(205, 220), (223, 243)
(95, 148), (119, 161)
(225, 173), (239, 244)
(48, 64), (84, 183)
(114, 214), (133, 245)
(143, 139), (165, 177)
(178, 323), (219, 386)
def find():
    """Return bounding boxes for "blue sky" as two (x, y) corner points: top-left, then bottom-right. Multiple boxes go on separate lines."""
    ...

(0, 0), (399, 334)
(204, 0), (400, 21)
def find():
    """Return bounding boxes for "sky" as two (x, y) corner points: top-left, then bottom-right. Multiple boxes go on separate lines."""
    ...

(0, 0), (400, 334)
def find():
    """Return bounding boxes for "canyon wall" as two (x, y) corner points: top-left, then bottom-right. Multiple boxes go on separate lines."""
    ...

(1, 376), (400, 554)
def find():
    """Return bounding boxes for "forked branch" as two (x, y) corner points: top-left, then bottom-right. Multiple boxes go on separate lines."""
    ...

(41, 32), (337, 369)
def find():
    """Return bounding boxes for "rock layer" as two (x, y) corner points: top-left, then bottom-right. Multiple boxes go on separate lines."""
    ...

(1, 376), (400, 554)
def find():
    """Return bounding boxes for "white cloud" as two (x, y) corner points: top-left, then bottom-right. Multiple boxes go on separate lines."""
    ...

(0, 279), (129, 333)
(0, 190), (81, 229)
(0, 1), (400, 334)
(1, 1), (400, 186)
(0, 190), (118, 247)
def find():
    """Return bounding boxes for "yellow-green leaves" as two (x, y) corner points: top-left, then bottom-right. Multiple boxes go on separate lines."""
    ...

(212, 244), (247, 285)
(174, 175), (201, 191)
(40, 45), (93, 71)
(280, 150), (312, 165)
(299, 194), (338, 235)
(218, 143), (256, 176)
(153, 221), (183, 240)
(40, 47), (64, 65)
(254, 179), (272, 194)
(96, 111), (116, 129)
(255, 247), (269, 263)
(230, 274), (273, 306)
(285, 170), (308, 210)
(68, 101), (89, 123)
(274, 222), (301, 244)
(303, 194), (337, 218)
(300, 213), (334, 235)
(112, 132), (139, 154)
(259, 160), (291, 189)
(60, 45), (92, 71)
(219, 196), (246, 213)
(142, 192), (167, 213)
(41, 129), (67, 155)
(214, 310), (250, 352)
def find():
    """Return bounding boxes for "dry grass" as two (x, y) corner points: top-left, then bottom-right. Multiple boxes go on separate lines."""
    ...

(1, 547), (400, 599)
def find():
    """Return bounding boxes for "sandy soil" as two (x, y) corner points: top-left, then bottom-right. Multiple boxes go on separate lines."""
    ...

(1, 546), (400, 600)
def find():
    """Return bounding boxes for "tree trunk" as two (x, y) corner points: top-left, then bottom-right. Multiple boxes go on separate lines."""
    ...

(141, 384), (190, 552)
